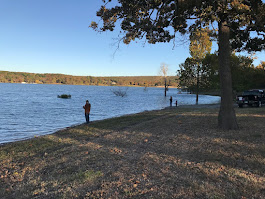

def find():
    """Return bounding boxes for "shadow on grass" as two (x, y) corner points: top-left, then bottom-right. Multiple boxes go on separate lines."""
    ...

(1, 107), (264, 198)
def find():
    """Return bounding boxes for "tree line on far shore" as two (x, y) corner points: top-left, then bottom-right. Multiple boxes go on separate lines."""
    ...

(0, 71), (179, 87)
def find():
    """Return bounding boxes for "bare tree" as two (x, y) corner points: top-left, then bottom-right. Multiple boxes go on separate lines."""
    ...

(159, 63), (169, 97)
(111, 87), (128, 97)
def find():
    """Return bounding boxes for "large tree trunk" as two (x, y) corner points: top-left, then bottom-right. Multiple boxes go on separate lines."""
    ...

(218, 20), (239, 130)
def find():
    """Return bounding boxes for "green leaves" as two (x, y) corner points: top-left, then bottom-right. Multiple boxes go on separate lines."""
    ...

(92, 0), (265, 52)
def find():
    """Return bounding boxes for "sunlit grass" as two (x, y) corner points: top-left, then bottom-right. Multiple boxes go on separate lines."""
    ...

(0, 106), (264, 198)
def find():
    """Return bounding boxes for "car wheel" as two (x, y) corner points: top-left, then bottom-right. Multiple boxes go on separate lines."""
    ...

(238, 104), (243, 108)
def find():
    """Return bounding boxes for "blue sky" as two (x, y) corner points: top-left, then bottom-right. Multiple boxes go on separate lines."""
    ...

(0, 0), (264, 76)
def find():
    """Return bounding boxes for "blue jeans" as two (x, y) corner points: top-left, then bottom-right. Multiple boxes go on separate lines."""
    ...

(85, 113), (90, 123)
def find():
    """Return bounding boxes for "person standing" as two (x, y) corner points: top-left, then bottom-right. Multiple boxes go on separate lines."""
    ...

(83, 100), (91, 124)
(170, 96), (173, 107)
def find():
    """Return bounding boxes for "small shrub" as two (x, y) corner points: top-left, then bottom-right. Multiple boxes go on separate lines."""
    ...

(58, 94), (71, 99)
(111, 87), (128, 97)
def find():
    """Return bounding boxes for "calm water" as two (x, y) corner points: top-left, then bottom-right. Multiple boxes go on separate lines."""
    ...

(0, 83), (220, 144)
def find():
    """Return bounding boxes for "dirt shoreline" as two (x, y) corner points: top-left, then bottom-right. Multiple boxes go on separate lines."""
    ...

(0, 105), (264, 198)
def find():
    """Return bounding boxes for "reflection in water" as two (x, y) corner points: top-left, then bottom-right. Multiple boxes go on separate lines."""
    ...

(0, 83), (220, 144)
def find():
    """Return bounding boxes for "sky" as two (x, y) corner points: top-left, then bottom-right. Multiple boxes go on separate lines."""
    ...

(1, 0), (264, 77)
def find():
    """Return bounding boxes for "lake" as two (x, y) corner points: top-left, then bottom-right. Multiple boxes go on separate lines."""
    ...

(0, 83), (220, 144)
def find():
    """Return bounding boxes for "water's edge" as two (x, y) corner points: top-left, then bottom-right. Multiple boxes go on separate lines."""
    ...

(0, 103), (221, 146)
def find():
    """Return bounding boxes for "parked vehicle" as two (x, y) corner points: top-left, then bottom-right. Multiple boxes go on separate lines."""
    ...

(237, 89), (265, 108)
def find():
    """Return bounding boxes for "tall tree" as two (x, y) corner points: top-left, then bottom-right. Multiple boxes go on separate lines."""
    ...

(178, 54), (218, 93)
(230, 54), (255, 91)
(178, 58), (197, 92)
(159, 63), (169, 96)
(189, 28), (212, 104)
(91, 0), (265, 130)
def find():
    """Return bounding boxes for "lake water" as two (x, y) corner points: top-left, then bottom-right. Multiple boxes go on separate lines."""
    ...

(0, 83), (220, 144)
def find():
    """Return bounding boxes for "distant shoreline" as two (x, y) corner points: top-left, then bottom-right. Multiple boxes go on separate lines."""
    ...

(0, 82), (180, 89)
(0, 71), (179, 87)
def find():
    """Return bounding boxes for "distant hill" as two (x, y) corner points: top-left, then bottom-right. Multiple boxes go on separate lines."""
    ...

(0, 71), (179, 87)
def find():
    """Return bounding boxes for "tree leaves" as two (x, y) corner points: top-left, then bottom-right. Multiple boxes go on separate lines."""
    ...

(92, 0), (265, 52)
(189, 28), (212, 60)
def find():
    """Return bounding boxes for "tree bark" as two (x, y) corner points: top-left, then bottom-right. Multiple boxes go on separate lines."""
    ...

(196, 63), (199, 105)
(218, 20), (239, 130)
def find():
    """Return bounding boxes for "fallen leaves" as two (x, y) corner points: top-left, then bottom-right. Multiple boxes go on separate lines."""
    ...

(109, 147), (122, 154)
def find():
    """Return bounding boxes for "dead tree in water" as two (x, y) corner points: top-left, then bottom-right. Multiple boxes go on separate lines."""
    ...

(111, 87), (128, 97)
(159, 63), (169, 97)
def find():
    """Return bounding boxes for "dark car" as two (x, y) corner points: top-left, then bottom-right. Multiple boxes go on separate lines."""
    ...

(237, 89), (265, 108)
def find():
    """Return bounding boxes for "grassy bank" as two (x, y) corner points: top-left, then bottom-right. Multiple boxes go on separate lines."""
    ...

(0, 106), (264, 198)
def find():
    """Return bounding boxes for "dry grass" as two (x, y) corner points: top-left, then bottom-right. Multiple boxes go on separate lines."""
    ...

(0, 106), (264, 199)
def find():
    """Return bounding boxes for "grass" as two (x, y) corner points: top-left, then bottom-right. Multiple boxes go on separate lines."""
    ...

(0, 106), (264, 198)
